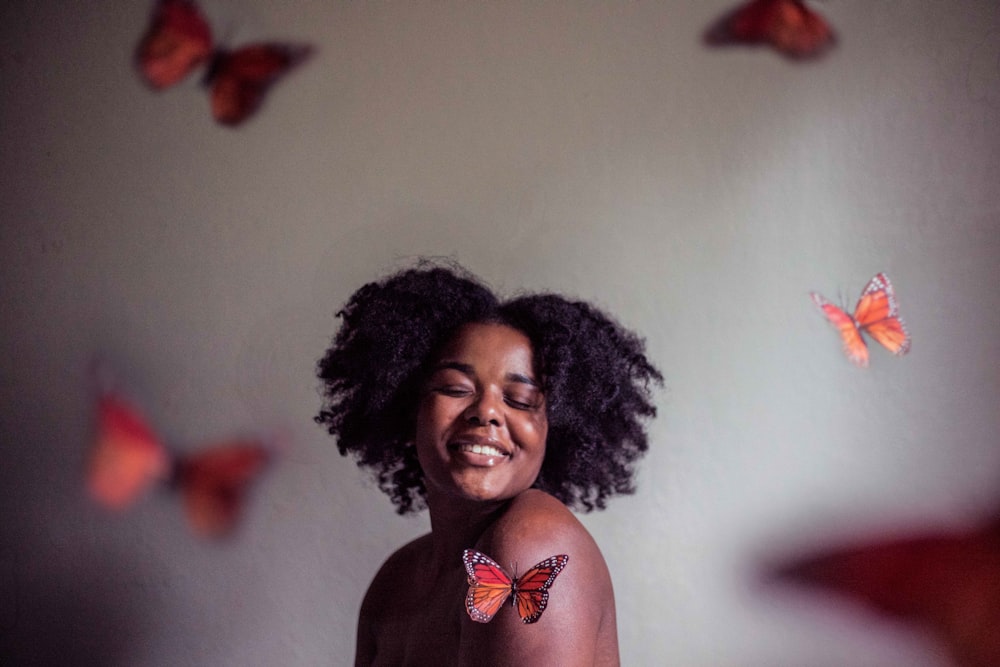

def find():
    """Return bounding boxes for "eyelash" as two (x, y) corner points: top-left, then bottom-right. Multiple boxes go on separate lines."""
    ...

(434, 386), (471, 397)
(505, 397), (534, 410)
(432, 386), (536, 410)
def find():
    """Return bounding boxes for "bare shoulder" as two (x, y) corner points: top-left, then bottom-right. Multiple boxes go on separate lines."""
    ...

(362, 533), (431, 611)
(481, 490), (606, 572)
(462, 490), (620, 667)
(356, 534), (434, 666)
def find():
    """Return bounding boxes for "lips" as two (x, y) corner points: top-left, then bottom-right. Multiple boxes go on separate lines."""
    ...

(448, 435), (511, 460)
(457, 442), (507, 457)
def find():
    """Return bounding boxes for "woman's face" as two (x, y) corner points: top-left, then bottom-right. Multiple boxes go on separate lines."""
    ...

(414, 322), (548, 506)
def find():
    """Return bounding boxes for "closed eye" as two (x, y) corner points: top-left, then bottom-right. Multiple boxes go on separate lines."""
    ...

(504, 391), (542, 411)
(433, 385), (472, 397)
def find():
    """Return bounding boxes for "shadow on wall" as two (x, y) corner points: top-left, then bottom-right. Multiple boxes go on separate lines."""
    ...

(0, 542), (152, 666)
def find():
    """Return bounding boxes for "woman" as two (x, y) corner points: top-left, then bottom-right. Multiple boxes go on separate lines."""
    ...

(316, 262), (661, 666)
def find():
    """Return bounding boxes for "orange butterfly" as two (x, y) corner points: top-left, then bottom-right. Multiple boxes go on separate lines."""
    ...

(462, 549), (569, 624)
(135, 0), (313, 126)
(770, 516), (1000, 666)
(810, 272), (911, 368)
(704, 0), (836, 60)
(88, 393), (271, 537)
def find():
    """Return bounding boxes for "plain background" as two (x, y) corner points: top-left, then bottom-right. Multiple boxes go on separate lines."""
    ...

(2, 1), (999, 665)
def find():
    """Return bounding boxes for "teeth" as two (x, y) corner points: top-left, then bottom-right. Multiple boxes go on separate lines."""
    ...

(461, 443), (506, 457)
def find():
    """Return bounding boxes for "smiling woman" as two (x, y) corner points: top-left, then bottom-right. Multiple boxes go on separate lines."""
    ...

(315, 261), (661, 666)
(416, 323), (549, 507)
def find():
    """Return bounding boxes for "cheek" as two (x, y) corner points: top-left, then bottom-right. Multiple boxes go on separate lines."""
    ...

(533, 417), (548, 444)
(413, 395), (461, 442)
(413, 404), (437, 447)
(517, 414), (549, 452)
(412, 406), (441, 473)
(412, 400), (434, 451)
(523, 421), (548, 479)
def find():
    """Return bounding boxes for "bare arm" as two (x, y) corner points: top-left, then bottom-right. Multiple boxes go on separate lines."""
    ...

(354, 578), (379, 666)
(458, 490), (619, 666)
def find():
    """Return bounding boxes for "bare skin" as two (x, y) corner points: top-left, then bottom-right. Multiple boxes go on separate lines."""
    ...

(354, 324), (620, 666)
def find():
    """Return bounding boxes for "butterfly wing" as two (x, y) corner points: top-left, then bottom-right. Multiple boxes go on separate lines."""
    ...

(773, 519), (1000, 666)
(853, 273), (911, 357)
(136, 0), (214, 89)
(811, 291), (869, 367)
(513, 554), (570, 624)
(463, 549), (515, 623)
(206, 43), (313, 126)
(88, 394), (170, 510)
(175, 442), (270, 537)
(704, 0), (835, 60)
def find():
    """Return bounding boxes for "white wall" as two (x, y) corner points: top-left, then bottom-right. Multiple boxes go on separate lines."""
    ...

(2, 1), (998, 664)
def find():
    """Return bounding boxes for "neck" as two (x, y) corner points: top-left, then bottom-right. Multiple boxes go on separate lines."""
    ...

(425, 489), (509, 566)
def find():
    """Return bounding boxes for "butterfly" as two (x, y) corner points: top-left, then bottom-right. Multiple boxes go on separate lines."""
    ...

(88, 392), (271, 537)
(770, 515), (1000, 666)
(704, 0), (836, 60)
(810, 272), (911, 368)
(135, 0), (313, 126)
(462, 549), (569, 624)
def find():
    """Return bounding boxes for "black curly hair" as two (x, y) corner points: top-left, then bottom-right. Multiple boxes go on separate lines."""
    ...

(315, 261), (662, 514)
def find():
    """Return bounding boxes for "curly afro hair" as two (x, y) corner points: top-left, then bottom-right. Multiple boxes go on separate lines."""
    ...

(315, 261), (662, 514)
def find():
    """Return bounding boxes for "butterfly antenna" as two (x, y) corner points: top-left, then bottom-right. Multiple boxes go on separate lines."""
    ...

(837, 284), (848, 309)
(216, 10), (237, 49)
(199, 12), (236, 86)
(88, 355), (118, 397)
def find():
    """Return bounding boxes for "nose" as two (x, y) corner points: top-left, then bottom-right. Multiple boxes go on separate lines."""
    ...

(464, 390), (503, 427)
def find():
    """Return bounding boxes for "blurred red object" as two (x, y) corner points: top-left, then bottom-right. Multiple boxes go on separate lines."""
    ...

(135, 0), (313, 126)
(88, 394), (170, 510)
(175, 443), (271, 537)
(772, 516), (1000, 666)
(704, 0), (835, 60)
(88, 392), (271, 538)
(135, 0), (213, 89)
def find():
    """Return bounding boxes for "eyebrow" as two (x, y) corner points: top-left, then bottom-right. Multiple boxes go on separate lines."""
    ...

(431, 361), (540, 387)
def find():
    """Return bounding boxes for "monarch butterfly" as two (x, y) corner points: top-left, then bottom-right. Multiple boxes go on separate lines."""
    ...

(810, 272), (911, 368)
(771, 515), (1000, 666)
(704, 0), (836, 60)
(462, 549), (569, 624)
(135, 0), (313, 126)
(88, 393), (271, 537)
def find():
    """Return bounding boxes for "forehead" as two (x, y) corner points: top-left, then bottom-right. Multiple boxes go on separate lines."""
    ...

(436, 323), (537, 370)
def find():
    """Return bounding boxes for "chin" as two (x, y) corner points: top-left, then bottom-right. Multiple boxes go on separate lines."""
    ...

(449, 477), (513, 504)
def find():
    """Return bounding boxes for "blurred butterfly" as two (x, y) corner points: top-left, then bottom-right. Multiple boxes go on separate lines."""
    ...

(135, 0), (313, 126)
(704, 0), (836, 60)
(88, 393), (271, 537)
(770, 515), (1000, 666)
(810, 272), (911, 368)
(462, 549), (569, 624)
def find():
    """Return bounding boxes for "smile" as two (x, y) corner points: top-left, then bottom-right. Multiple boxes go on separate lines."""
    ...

(457, 442), (509, 457)
(448, 435), (512, 463)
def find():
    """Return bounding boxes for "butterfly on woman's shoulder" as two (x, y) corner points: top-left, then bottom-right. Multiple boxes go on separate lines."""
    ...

(135, 0), (313, 126)
(810, 272), (911, 368)
(462, 549), (569, 624)
(88, 393), (271, 537)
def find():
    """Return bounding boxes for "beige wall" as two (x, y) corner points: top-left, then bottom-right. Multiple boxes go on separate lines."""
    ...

(2, 1), (998, 664)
